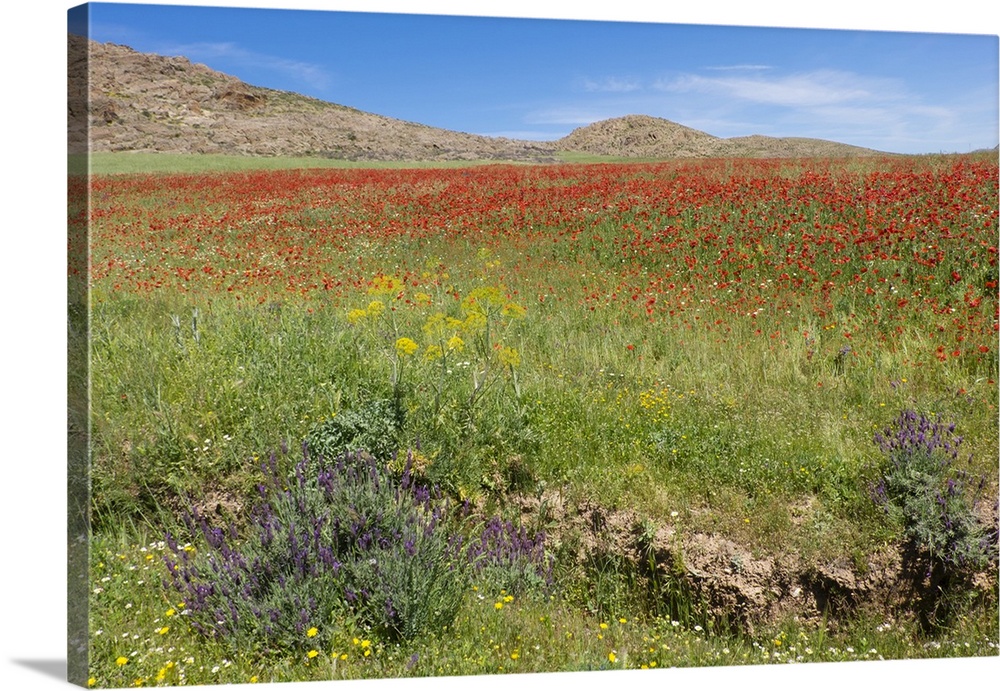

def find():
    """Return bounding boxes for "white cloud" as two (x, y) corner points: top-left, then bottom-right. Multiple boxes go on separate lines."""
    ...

(524, 107), (627, 125)
(656, 69), (901, 108)
(159, 41), (332, 92)
(704, 64), (774, 71)
(580, 76), (642, 93)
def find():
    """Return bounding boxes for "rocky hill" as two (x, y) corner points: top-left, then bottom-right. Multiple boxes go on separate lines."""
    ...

(556, 115), (883, 159)
(69, 35), (558, 162)
(69, 35), (887, 161)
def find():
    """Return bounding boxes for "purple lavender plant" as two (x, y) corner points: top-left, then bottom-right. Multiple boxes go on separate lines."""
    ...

(163, 445), (552, 650)
(872, 410), (995, 572)
(467, 516), (554, 594)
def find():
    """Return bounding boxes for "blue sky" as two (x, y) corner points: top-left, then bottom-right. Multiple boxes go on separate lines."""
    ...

(74, 2), (999, 154)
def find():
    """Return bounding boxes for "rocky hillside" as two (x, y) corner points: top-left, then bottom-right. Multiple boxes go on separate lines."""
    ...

(557, 115), (884, 159)
(69, 35), (558, 162)
(70, 35), (886, 161)
(556, 115), (721, 158)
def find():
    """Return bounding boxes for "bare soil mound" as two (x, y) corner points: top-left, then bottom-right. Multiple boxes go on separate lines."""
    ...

(514, 490), (998, 633)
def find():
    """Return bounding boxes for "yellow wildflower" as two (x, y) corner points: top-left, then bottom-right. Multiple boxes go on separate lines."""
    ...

(395, 337), (419, 357)
(306, 627), (318, 638)
(498, 346), (521, 368)
(116, 656), (129, 667)
(461, 312), (487, 333)
(307, 650), (319, 659)
(368, 274), (403, 296)
(366, 300), (385, 317)
(501, 302), (526, 318)
(423, 344), (443, 361)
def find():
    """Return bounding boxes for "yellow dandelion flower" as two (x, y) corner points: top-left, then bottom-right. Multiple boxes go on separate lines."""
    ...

(608, 652), (617, 663)
(250, 676), (259, 683)
(494, 602), (503, 611)
(165, 608), (175, 617)
(307, 650), (319, 659)
(306, 627), (318, 638)
(88, 677), (96, 687)
(157, 626), (169, 635)
(510, 651), (520, 660)
(116, 657), (129, 667)
(599, 622), (609, 630)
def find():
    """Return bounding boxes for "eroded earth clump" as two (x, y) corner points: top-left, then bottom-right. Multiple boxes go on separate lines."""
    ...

(513, 489), (999, 634)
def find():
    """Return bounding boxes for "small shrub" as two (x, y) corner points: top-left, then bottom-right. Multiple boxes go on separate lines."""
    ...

(871, 410), (996, 572)
(164, 446), (467, 649)
(305, 398), (403, 462)
(163, 443), (551, 652)
(466, 515), (553, 596)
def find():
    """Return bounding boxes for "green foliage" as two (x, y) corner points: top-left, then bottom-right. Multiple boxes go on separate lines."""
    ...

(305, 398), (403, 462)
(872, 410), (996, 572)
(166, 448), (471, 648)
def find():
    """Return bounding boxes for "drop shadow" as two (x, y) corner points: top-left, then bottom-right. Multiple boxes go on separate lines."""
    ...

(11, 659), (66, 682)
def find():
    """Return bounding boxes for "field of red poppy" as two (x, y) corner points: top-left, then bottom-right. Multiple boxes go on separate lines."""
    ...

(80, 154), (999, 685)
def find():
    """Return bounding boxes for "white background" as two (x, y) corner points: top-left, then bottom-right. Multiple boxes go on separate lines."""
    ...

(2, 2), (997, 690)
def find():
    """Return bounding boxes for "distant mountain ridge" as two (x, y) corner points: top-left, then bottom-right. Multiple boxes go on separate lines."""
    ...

(69, 35), (888, 161)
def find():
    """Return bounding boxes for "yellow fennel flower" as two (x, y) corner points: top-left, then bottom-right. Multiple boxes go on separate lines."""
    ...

(366, 300), (385, 317)
(498, 346), (521, 368)
(395, 337), (419, 357)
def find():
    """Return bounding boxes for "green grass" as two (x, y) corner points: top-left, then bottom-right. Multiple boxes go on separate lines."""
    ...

(76, 150), (684, 175)
(80, 152), (553, 175)
(81, 156), (999, 685)
(87, 531), (998, 688)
